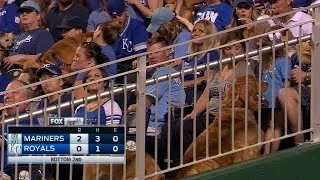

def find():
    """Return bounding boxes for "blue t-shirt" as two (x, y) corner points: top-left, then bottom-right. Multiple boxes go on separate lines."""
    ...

(84, 0), (101, 12)
(74, 100), (122, 125)
(262, 57), (291, 108)
(0, 3), (20, 35)
(10, 28), (54, 56)
(195, 2), (233, 32)
(0, 111), (39, 175)
(112, 17), (149, 59)
(172, 29), (192, 59)
(184, 50), (219, 80)
(145, 66), (186, 130)
(101, 44), (117, 76)
(38, 93), (72, 121)
(292, 0), (313, 8)
(87, 7), (111, 31)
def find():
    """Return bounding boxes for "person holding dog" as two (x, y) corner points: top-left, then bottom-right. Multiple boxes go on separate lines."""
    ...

(158, 30), (255, 168)
(3, 0), (54, 70)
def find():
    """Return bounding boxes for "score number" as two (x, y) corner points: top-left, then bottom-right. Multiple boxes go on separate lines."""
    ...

(70, 134), (88, 154)
(95, 135), (119, 153)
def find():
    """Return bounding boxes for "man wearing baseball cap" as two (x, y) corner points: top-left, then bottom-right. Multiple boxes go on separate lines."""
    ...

(56, 16), (87, 39)
(106, 0), (149, 77)
(37, 64), (72, 119)
(146, 7), (176, 33)
(45, 0), (89, 42)
(37, 63), (81, 178)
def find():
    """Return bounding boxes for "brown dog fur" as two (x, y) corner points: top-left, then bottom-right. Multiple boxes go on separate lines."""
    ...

(295, 41), (311, 65)
(174, 75), (267, 178)
(84, 151), (164, 180)
(0, 32), (15, 50)
(21, 32), (93, 72)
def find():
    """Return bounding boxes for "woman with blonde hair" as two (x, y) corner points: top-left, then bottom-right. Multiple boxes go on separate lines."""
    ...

(177, 19), (219, 104)
(158, 30), (255, 168)
(181, 20), (219, 97)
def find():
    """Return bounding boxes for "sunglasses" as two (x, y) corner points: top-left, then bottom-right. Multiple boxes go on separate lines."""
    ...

(236, 2), (252, 10)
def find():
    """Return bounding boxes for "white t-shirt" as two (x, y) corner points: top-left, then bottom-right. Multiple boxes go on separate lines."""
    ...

(275, 11), (313, 37)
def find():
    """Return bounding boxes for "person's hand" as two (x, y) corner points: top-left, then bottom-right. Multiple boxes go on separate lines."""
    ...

(3, 57), (15, 70)
(291, 67), (307, 84)
(126, 0), (139, 5)
(183, 111), (198, 120)
(238, 18), (254, 29)
(131, 60), (138, 69)
(176, 15), (194, 31)
(127, 104), (137, 112)
(176, 15), (187, 23)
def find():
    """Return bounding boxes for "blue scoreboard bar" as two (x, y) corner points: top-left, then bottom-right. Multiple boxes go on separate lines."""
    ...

(7, 126), (125, 164)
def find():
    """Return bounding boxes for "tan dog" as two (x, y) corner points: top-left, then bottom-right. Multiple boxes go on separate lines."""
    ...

(21, 32), (93, 72)
(84, 149), (164, 180)
(295, 41), (311, 65)
(0, 32), (15, 61)
(175, 75), (267, 178)
(0, 32), (16, 50)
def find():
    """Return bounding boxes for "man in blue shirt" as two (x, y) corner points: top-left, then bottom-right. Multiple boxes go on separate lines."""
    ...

(0, 1), (20, 34)
(106, 0), (149, 74)
(127, 36), (186, 132)
(195, 0), (233, 31)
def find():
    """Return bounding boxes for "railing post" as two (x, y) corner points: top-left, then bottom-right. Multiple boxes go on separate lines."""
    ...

(311, 6), (320, 142)
(136, 55), (147, 179)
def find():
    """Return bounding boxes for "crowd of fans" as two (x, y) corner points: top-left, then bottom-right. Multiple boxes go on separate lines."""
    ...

(0, 0), (316, 178)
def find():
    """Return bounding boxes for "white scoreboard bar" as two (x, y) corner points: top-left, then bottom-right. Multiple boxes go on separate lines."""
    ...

(8, 156), (125, 164)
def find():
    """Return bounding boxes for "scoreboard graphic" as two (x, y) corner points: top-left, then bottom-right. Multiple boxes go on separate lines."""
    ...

(7, 125), (125, 164)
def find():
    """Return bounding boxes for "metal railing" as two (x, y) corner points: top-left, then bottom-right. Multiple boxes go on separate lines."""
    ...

(0, 4), (319, 180)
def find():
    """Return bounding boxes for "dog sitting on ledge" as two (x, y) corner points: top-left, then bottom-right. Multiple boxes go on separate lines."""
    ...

(174, 75), (267, 178)
(84, 149), (164, 180)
